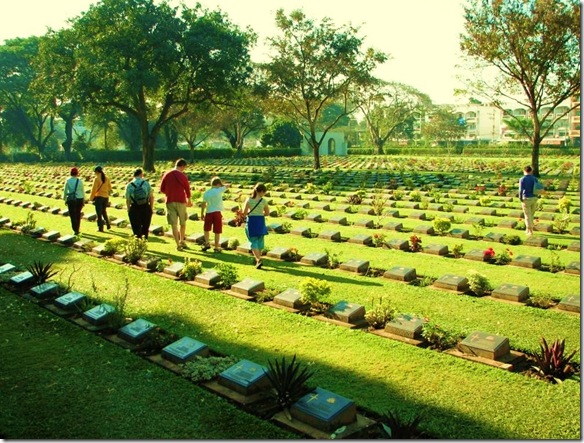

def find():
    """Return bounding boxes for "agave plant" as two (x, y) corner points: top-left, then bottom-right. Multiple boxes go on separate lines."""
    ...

(531, 337), (577, 383)
(25, 261), (58, 285)
(381, 409), (426, 439)
(266, 355), (314, 419)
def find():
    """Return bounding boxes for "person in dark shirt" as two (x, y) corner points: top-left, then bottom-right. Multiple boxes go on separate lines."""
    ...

(518, 165), (537, 236)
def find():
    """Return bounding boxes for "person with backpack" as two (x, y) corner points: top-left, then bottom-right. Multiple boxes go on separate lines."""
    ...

(126, 168), (154, 239)
(242, 183), (270, 269)
(63, 167), (85, 236)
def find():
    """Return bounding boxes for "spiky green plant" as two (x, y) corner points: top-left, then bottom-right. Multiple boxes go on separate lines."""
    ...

(381, 409), (426, 439)
(266, 355), (314, 418)
(25, 261), (58, 285)
(531, 338), (577, 383)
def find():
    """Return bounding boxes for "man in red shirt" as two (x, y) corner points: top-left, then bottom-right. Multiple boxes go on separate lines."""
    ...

(160, 158), (192, 250)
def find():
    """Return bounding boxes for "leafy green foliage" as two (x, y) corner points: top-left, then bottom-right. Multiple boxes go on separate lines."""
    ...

(124, 236), (148, 264)
(214, 263), (239, 289)
(531, 338), (577, 383)
(432, 217), (452, 235)
(181, 355), (239, 383)
(25, 260), (58, 285)
(266, 355), (314, 412)
(467, 270), (492, 296)
(422, 321), (459, 351)
(365, 296), (396, 329)
(103, 238), (128, 256)
(179, 258), (203, 281)
(299, 277), (331, 305)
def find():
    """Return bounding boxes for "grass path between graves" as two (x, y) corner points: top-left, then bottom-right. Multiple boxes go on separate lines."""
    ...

(0, 229), (580, 439)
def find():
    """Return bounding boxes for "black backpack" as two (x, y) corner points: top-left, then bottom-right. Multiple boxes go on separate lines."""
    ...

(130, 181), (149, 205)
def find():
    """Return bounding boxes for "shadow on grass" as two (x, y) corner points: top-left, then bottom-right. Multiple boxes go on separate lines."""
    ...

(0, 229), (550, 439)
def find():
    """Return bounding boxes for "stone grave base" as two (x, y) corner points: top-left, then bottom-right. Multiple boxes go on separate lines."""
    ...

(312, 314), (368, 329)
(272, 411), (375, 440)
(44, 302), (81, 317)
(202, 379), (271, 406)
(70, 316), (113, 333)
(263, 300), (309, 314)
(155, 271), (181, 281)
(221, 289), (256, 301)
(101, 332), (140, 351)
(146, 354), (185, 375)
(444, 348), (525, 371)
(368, 328), (426, 347)
(184, 280), (217, 290)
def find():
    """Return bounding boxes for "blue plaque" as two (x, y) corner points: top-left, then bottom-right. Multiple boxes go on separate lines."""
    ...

(54, 291), (87, 311)
(82, 303), (115, 325)
(218, 359), (270, 395)
(0, 263), (16, 274)
(162, 336), (209, 364)
(118, 318), (156, 343)
(30, 282), (59, 298)
(10, 271), (34, 285)
(291, 387), (357, 432)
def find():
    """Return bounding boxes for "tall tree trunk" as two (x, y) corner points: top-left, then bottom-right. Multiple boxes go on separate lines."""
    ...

(142, 138), (156, 173)
(531, 141), (540, 178)
(312, 142), (321, 170)
(62, 116), (73, 161)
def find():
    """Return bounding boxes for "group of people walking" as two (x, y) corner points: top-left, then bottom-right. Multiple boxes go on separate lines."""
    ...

(62, 158), (270, 269)
(63, 159), (539, 269)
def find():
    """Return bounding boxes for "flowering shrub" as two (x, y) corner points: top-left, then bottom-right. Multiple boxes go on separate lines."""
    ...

(372, 233), (386, 248)
(497, 184), (507, 196)
(467, 270), (492, 296)
(409, 235), (423, 253)
(483, 247), (495, 261)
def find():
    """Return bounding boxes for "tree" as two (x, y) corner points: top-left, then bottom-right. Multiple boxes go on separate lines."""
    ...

(34, 29), (82, 161)
(460, 0), (580, 176)
(216, 79), (267, 156)
(59, 0), (253, 172)
(174, 104), (218, 163)
(359, 81), (431, 154)
(421, 105), (467, 145)
(0, 37), (56, 156)
(260, 120), (302, 149)
(264, 9), (387, 170)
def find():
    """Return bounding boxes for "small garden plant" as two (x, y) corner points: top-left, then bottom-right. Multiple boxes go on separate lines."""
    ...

(531, 337), (578, 384)
(408, 235), (422, 253)
(124, 236), (148, 264)
(432, 217), (452, 236)
(381, 409), (426, 439)
(179, 258), (203, 281)
(214, 263), (239, 289)
(299, 277), (331, 311)
(422, 321), (459, 351)
(364, 296), (396, 329)
(266, 355), (314, 420)
(25, 261), (58, 285)
(467, 270), (492, 296)
(181, 355), (239, 383)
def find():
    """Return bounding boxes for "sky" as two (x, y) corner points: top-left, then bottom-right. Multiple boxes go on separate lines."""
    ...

(0, 0), (469, 104)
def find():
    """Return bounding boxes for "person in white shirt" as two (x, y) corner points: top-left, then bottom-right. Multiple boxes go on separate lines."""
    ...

(200, 176), (227, 252)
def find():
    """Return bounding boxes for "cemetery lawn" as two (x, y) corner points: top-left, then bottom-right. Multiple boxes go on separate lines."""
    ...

(0, 229), (580, 439)
(0, 285), (294, 439)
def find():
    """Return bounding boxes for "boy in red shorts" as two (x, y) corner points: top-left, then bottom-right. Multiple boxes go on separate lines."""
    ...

(200, 176), (227, 252)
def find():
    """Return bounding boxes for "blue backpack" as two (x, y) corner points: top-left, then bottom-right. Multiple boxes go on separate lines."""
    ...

(131, 181), (148, 205)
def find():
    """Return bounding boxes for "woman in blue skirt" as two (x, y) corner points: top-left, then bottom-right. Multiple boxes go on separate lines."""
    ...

(243, 183), (270, 269)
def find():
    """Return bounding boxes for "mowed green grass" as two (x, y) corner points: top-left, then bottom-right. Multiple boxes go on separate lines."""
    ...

(0, 224), (580, 439)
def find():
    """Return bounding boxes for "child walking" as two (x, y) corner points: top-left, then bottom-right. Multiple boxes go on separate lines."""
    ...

(243, 183), (270, 269)
(201, 176), (227, 252)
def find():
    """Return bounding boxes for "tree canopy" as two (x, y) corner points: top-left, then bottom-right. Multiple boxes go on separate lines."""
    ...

(460, 0), (580, 176)
(45, 0), (255, 171)
(264, 9), (387, 169)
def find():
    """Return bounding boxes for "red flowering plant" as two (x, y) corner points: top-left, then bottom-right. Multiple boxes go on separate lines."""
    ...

(483, 247), (495, 261)
(233, 207), (246, 227)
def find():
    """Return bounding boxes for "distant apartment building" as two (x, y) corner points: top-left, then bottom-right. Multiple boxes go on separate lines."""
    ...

(454, 104), (503, 142)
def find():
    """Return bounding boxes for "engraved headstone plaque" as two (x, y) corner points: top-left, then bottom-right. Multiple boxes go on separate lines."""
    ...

(218, 359), (270, 395)
(491, 284), (529, 302)
(510, 255), (541, 269)
(318, 230), (341, 241)
(163, 262), (184, 277)
(339, 259), (369, 274)
(434, 274), (469, 292)
(30, 282), (59, 298)
(162, 336), (209, 364)
(290, 387), (357, 432)
(557, 295), (580, 313)
(195, 270), (221, 287)
(54, 291), (87, 311)
(118, 318), (156, 344)
(459, 331), (511, 360)
(327, 301), (365, 324)
(383, 266), (416, 282)
(385, 314), (424, 338)
(273, 288), (308, 309)
(231, 279), (264, 296)
(82, 303), (115, 325)
(423, 244), (449, 256)
(9, 271), (34, 285)
(0, 263), (16, 274)
(300, 252), (328, 266)
(348, 234), (373, 245)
